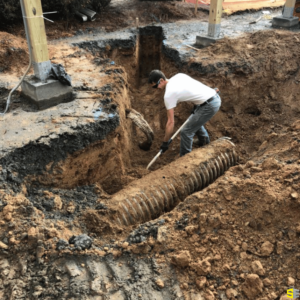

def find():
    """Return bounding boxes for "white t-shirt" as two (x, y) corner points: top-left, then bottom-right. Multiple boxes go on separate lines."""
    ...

(164, 73), (216, 110)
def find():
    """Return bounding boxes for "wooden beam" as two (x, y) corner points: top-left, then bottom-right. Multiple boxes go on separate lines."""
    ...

(22, 0), (49, 64)
(195, 0), (199, 16)
(283, 0), (296, 17)
(208, 0), (223, 37)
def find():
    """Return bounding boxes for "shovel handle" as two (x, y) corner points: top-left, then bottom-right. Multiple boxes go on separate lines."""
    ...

(146, 114), (193, 170)
(146, 150), (163, 170)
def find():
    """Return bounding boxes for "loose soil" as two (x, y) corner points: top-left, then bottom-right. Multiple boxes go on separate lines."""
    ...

(0, 2), (300, 300)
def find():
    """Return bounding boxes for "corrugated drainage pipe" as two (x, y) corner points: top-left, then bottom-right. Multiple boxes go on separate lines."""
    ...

(108, 138), (238, 226)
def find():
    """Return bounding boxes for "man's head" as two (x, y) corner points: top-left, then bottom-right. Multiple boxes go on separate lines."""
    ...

(148, 70), (167, 89)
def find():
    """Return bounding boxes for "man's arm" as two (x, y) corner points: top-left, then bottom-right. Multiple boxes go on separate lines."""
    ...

(163, 108), (175, 142)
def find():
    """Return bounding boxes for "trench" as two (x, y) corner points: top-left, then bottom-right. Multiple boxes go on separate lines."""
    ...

(0, 26), (241, 226)
(2, 22), (300, 300)
(2, 25), (299, 225)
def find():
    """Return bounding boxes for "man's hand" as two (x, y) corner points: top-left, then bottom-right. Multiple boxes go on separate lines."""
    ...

(160, 140), (172, 153)
(191, 105), (197, 114)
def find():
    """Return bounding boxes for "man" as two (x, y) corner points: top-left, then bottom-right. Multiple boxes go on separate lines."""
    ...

(149, 70), (221, 157)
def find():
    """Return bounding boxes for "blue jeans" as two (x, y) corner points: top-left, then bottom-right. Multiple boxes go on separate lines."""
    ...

(180, 94), (221, 157)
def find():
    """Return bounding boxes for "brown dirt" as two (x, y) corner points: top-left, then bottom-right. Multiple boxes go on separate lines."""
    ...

(1, 4), (300, 300)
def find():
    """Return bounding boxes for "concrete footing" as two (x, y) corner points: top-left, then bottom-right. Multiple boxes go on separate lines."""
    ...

(272, 15), (299, 28)
(21, 76), (74, 110)
(196, 35), (222, 47)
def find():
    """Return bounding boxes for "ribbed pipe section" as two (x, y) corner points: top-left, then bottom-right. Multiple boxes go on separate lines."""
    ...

(108, 138), (238, 226)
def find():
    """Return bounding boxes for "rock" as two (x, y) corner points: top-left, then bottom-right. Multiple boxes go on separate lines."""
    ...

(171, 250), (191, 268)
(277, 241), (284, 255)
(268, 292), (278, 299)
(46, 228), (59, 238)
(190, 293), (204, 300)
(199, 213), (207, 224)
(122, 242), (129, 249)
(155, 279), (164, 288)
(245, 161), (255, 168)
(196, 276), (207, 289)
(182, 283), (189, 289)
(69, 234), (92, 250)
(28, 227), (38, 246)
(226, 288), (238, 299)
(204, 290), (215, 300)
(65, 260), (81, 277)
(233, 245), (240, 252)
(251, 260), (265, 276)
(287, 277), (295, 286)
(263, 278), (272, 287)
(291, 120), (300, 130)
(240, 252), (248, 260)
(0, 241), (8, 249)
(214, 254), (221, 260)
(3, 204), (13, 215)
(4, 213), (12, 221)
(262, 158), (279, 170)
(53, 196), (63, 210)
(56, 239), (69, 251)
(231, 280), (238, 286)
(191, 258), (211, 275)
(185, 225), (198, 235)
(260, 241), (274, 256)
(67, 202), (76, 214)
(0, 259), (10, 277)
(242, 274), (263, 299)
(291, 192), (299, 199)
(157, 226), (168, 243)
(241, 242), (248, 251)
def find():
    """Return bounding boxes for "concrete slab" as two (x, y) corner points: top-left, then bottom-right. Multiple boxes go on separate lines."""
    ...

(272, 15), (299, 28)
(196, 35), (222, 47)
(21, 76), (74, 110)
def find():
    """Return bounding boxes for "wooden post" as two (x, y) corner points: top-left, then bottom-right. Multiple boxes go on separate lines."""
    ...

(283, 0), (296, 17)
(208, 0), (223, 37)
(195, 0), (199, 16)
(21, 0), (51, 81)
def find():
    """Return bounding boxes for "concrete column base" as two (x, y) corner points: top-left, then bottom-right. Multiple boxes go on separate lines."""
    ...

(21, 76), (74, 110)
(272, 15), (299, 28)
(196, 35), (222, 47)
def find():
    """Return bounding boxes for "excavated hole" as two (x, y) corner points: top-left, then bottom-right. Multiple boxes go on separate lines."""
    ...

(7, 26), (300, 225)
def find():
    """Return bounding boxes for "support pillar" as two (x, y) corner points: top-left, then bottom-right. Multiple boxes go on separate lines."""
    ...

(20, 0), (73, 109)
(272, 0), (299, 28)
(20, 0), (51, 81)
(196, 0), (223, 47)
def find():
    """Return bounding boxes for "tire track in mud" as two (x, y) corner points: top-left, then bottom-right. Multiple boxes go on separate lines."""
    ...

(0, 255), (184, 299)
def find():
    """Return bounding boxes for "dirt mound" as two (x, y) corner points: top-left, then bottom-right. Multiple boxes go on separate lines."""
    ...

(0, 32), (29, 74)
(111, 123), (300, 299)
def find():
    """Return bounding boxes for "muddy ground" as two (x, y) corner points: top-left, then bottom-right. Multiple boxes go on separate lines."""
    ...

(0, 1), (300, 299)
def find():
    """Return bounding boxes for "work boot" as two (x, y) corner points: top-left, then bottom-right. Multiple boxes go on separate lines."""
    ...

(193, 137), (210, 147)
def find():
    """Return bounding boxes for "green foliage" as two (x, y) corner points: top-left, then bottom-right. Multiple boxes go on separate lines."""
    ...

(0, 0), (111, 24)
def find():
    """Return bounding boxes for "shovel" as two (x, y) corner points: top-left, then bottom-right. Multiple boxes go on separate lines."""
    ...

(146, 114), (193, 170)
(146, 88), (220, 170)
